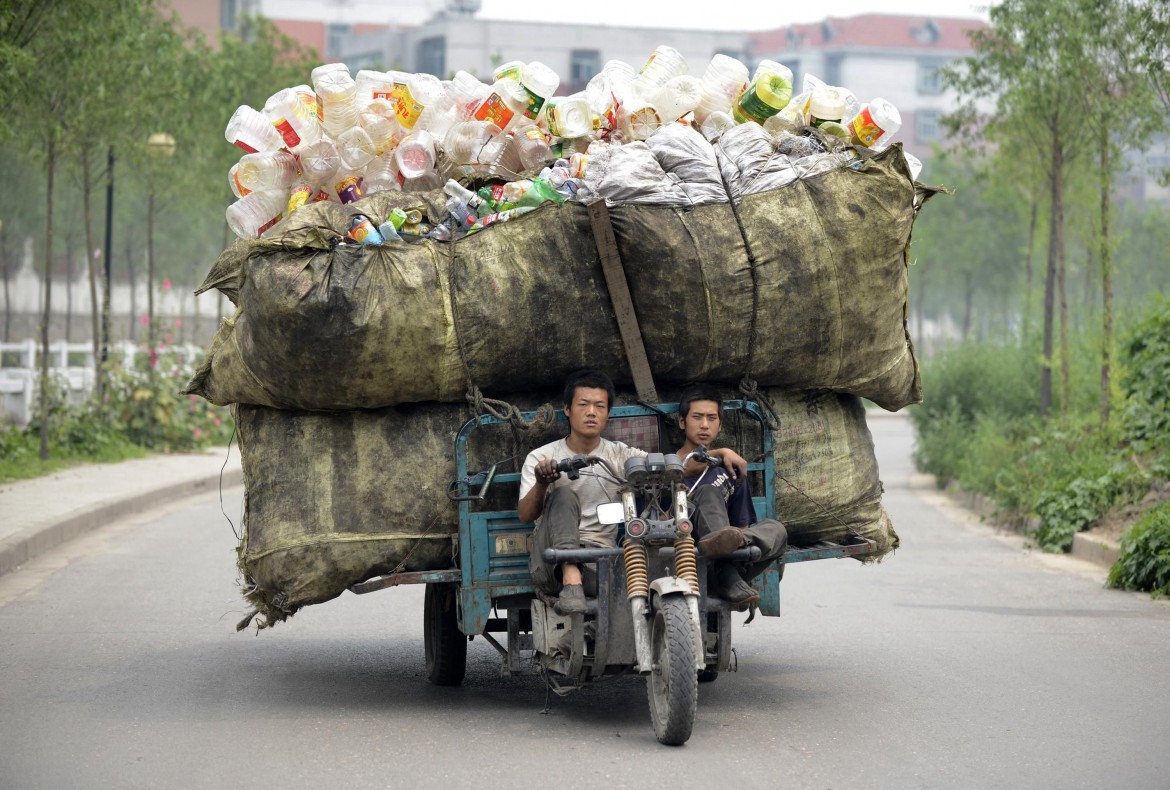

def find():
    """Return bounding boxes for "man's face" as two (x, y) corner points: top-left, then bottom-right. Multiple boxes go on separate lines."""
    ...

(564, 386), (610, 440)
(680, 399), (721, 447)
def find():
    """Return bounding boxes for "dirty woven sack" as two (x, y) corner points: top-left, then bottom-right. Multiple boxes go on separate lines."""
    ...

(186, 145), (926, 412)
(764, 388), (899, 559)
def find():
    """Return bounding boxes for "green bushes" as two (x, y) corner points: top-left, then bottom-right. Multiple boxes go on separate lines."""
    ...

(911, 300), (1169, 574)
(0, 343), (233, 482)
(1108, 502), (1170, 598)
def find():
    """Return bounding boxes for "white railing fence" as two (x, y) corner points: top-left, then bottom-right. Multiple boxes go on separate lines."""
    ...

(0, 339), (203, 428)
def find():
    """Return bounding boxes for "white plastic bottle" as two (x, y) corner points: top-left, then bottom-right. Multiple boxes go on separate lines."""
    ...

(335, 126), (377, 170)
(472, 78), (528, 133)
(360, 100), (401, 154)
(493, 60), (525, 83)
(355, 69), (395, 106)
(513, 123), (552, 170)
(226, 189), (287, 239)
(448, 70), (491, 121)
(228, 163), (251, 198)
(298, 138), (341, 186)
(652, 75), (702, 122)
(695, 54), (748, 124)
(364, 152), (402, 195)
(263, 88), (322, 150)
(225, 105), (283, 153)
(234, 150), (300, 192)
(519, 61), (560, 121)
(315, 69), (360, 137)
(849, 97), (902, 149)
(395, 130), (437, 180)
(544, 95), (592, 139)
(397, 73), (443, 131)
(620, 100), (663, 141)
(634, 45), (688, 98)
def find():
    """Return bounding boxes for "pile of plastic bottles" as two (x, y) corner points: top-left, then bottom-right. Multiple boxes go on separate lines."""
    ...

(224, 47), (907, 241)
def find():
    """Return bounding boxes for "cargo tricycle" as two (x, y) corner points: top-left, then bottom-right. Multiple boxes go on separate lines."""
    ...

(349, 400), (876, 745)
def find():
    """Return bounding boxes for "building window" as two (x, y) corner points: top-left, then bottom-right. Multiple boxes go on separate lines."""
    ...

(220, 0), (238, 31)
(569, 49), (601, 85)
(918, 58), (946, 95)
(327, 23), (351, 59)
(912, 19), (941, 44)
(417, 36), (446, 77)
(918, 110), (942, 143)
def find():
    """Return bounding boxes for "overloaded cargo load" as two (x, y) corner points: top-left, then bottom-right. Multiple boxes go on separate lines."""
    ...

(233, 389), (897, 629)
(186, 139), (925, 413)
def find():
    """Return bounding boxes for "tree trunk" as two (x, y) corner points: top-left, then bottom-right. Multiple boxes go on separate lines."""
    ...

(65, 237), (74, 341)
(39, 138), (56, 461)
(100, 146), (115, 406)
(2, 225), (11, 343)
(1040, 133), (1064, 420)
(1099, 139), (1114, 426)
(82, 149), (100, 373)
(1024, 193), (1038, 335)
(126, 236), (137, 342)
(1058, 239), (1070, 416)
(147, 191), (155, 347)
(961, 273), (974, 342)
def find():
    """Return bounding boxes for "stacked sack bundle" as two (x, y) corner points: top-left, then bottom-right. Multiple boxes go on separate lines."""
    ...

(195, 49), (938, 629)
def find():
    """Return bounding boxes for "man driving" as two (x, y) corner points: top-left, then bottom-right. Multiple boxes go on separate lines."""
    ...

(520, 369), (646, 615)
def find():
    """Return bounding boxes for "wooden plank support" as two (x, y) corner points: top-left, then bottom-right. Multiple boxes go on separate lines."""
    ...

(587, 200), (659, 403)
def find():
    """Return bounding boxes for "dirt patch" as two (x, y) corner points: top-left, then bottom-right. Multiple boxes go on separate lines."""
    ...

(1087, 480), (1170, 544)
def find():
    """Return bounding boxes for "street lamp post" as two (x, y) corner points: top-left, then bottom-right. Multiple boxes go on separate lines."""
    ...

(100, 146), (114, 402)
(145, 132), (175, 348)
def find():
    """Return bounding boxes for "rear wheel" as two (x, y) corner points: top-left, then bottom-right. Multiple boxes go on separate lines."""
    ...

(424, 583), (466, 686)
(646, 595), (698, 745)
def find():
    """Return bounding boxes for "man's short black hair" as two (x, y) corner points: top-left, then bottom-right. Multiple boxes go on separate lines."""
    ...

(678, 383), (724, 422)
(562, 369), (616, 410)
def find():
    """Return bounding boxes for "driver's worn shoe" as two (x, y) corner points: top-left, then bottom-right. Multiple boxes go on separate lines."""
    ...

(698, 527), (747, 558)
(554, 583), (588, 615)
(713, 563), (760, 609)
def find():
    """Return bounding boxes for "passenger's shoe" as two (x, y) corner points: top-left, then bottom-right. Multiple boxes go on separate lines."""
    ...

(698, 527), (747, 558)
(712, 563), (759, 609)
(554, 583), (588, 615)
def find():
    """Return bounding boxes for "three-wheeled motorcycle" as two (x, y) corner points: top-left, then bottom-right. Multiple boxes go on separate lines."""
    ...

(349, 400), (876, 745)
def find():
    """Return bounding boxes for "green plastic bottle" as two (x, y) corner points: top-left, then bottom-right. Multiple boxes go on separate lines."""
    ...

(733, 71), (794, 125)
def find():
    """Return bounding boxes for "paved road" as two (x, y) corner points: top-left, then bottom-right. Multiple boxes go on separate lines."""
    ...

(2, 416), (1168, 789)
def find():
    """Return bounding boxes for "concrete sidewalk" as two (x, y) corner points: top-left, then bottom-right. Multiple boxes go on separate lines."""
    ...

(0, 448), (242, 576)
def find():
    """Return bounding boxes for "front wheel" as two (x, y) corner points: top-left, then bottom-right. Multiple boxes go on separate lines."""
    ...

(424, 583), (467, 686)
(646, 595), (698, 745)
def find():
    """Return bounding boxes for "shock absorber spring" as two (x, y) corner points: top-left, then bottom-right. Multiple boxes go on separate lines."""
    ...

(673, 535), (699, 594)
(623, 541), (649, 599)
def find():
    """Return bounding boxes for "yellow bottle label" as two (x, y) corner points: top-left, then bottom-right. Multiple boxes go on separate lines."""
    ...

(849, 106), (885, 146)
(287, 185), (312, 214)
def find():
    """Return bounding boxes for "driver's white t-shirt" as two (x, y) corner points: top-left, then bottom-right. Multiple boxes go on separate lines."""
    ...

(520, 438), (647, 547)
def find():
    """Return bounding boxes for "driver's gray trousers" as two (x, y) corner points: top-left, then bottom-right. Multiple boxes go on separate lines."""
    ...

(528, 486), (592, 596)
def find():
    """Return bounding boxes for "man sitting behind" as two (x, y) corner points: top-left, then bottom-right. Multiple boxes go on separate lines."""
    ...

(675, 383), (787, 608)
(520, 369), (647, 615)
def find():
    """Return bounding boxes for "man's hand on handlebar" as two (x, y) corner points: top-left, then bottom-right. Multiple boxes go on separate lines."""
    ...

(534, 458), (563, 486)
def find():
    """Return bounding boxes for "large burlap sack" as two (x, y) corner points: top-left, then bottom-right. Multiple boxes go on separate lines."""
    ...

(234, 387), (894, 629)
(187, 144), (924, 412)
(763, 388), (898, 557)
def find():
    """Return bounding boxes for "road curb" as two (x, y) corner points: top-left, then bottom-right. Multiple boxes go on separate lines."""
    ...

(910, 477), (1121, 571)
(0, 468), (243, 577)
